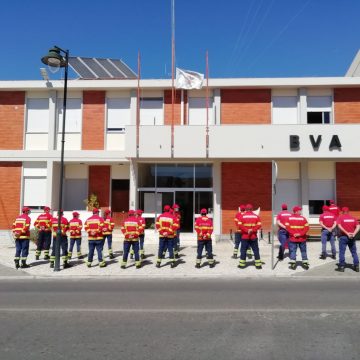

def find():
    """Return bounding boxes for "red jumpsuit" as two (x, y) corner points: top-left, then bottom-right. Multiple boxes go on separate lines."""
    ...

(121, 216), (141, 267)
(195, 215), (214, 266)
(50, 216), (70, 264)
(156, 211), (177, 266)
(68, 217), (83, 258)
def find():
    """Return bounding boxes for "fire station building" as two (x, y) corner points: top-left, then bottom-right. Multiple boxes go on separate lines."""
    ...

(1, 54), (360, 238)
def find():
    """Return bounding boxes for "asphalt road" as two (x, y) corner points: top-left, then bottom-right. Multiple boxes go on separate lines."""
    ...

(0, 278), (360, 360)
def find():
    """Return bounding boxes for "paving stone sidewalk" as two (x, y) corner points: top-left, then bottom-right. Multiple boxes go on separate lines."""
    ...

(0, 230), (358, 278)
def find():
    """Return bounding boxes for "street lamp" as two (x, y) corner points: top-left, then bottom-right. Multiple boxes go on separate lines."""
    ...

(41, 46), (69, 272)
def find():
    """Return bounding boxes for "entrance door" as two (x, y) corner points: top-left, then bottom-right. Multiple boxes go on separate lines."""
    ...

(111, 179), (130, 225)
(175, 191), (194, 232)
(155, 191), (175, 214)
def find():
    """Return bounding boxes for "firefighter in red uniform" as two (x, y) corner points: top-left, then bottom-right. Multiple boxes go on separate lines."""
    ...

(34, 206), (52, 260)
(285, 206), (309, 270)
(195, 208), (215, 268)
(233, 204), (245, 258)
(50, 210), (71, 269)
(68, 211), (83, 259)
(121, 210), (141, 269)
(172, 203), (181, 258)
(276, 203), (292, 261)
(84, 208), (106, 268)
(238, 204), (262, 269)
(156, 205), (178, 268)
(137, 209), (146, 259)
(103, 209), (115, 259)
(319, 205), (336, 259)
(12, 207), (32, 269)
(328, 200), (340, 218)
(336, 207), (360, 272)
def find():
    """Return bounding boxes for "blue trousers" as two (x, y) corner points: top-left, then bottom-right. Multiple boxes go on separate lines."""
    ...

(15, 239), (29, 260)
(240, 239), (260, 261)
(278, 228), (289, 254)
(157, 237), (174, 262)
(139, 234), (145, 250)
(69, 238), (82, 253)
(196, 240), (214, 264)
(88, 240), (104, 263)
(234, 232), (241, 250)
(123, 241), (140, 263)
(36, 231), (51, 252)
(339, 236), (359, 267)
(321, 229), (336, 256)
(103, 234), (113, 254)
(50, 235), (68, 262)
(289, 241), (308, 262)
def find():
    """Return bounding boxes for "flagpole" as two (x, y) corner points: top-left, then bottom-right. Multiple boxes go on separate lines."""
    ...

(136, 51), (141, 158)
(171, 0), (175, 158)
(206, 50), (209, 158)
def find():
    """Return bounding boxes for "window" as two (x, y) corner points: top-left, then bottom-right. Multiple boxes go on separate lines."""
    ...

(307, 96), (332, 124)
(195, 191), (213, 214)
(272, 96), (298, 124)
(57, 98), (82, 132)
(138, 164), (156, 188)
(195, 164), (212, 187)
(188, 97), (214, 125)
(23, 177), (47, 209)
(107, 98), (131, 132)
(309, 179), (334, 215)
(157, 164), (194, 188)
(26, 98), (49, 133)
(64, 179), (88, 211)
(140, 97), (163, 125)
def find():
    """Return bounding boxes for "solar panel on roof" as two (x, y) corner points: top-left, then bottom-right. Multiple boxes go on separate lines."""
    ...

(81, 58), (112, 79)
(68, 57), (97, 79)
(97, 58), (126, 79)
(68, 56), (137, 80)
(110, 59), (137, 78)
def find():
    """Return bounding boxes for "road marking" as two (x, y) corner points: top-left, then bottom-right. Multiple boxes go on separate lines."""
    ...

(0, 308), (359, 313)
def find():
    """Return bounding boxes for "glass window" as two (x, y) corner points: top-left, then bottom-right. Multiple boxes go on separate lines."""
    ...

(195, 164), (212, 187)
(138, 164), (156, 187)
(26, 98), (49, 133)
(57, 98), (82, 133)
(157, 164), (193, 188)
(195, 191), (213, 214)
(107, 98), (131, 131)
(307, 111), (331, 124)
(140, 97), (163, 125)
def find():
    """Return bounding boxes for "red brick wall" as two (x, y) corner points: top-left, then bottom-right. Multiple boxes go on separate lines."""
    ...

(82, 91), (105, 150)
(221, 162), (272, 234)
(334, 88), (360, 123)
(221, 89), (271, 124)
(336, 162), (360, 219)
(0, 162), (22, 229)
(88, 165), (110, 210)
(164, 90), (181, 125)
(0, 92), (25, 149)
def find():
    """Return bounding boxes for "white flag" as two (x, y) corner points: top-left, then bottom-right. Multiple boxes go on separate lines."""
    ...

(175, 68), (204, 90)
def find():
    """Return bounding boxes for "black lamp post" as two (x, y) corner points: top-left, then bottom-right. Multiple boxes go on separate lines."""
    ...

(41, 46), (69, 272)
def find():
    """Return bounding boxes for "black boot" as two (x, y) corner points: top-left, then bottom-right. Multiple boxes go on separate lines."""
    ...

(50, 262), (54, 268)
(277, 248), (284, 261)
(63, 261), (72, 269)
(354, 265), (360, 273)
(319, 254), (326, 260)
(14, 259), (20, 269)
(170, 262), (176, 268)
(20, 260), (30, 268)
(109, 253), (114, 259)
(337, 266), (345, 272)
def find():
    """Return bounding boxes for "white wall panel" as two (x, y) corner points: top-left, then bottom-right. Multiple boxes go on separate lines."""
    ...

(65, 165), (88, 179)
(57, 133), (81, 150)
(25, 134), (49, 150)
(106, 133), (126, 150)
(277, 161), (300, 179)
(308, 161), (335, 179)
(112, 164), (130, 179)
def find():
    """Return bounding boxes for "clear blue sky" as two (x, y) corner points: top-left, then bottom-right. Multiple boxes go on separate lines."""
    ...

(2, 0), (360, 80)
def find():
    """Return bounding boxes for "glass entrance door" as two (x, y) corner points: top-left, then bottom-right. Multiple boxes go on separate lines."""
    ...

(175, 191), (194, 232)
(155, 191), (175, 214)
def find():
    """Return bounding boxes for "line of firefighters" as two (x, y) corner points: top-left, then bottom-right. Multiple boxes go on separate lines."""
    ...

(11, 200), (360, 272)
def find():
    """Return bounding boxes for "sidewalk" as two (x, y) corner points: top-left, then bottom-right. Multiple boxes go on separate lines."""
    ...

(0, 231), (358, 279)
